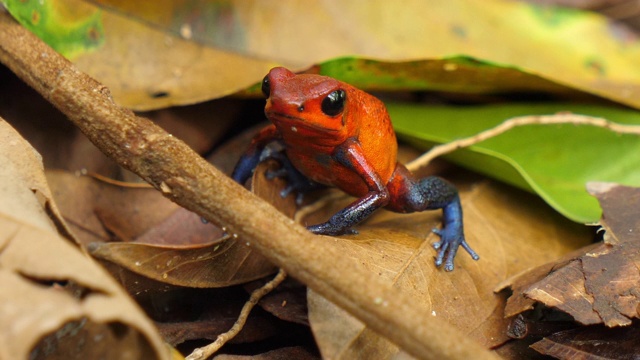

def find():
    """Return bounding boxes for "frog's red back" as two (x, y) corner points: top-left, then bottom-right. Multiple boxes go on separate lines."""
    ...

(264, 68), (398, 197)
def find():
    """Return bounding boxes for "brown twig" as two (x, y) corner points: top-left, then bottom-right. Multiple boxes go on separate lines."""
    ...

(0, 13), (498, 360)
(407, 114), (640, 172)
(186, 269), (288, 360)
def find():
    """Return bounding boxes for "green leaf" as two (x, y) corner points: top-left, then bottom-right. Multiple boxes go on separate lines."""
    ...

(2, 0), (104, 58)
(389, 103), (640, 223)
(317, 57), (570, 95)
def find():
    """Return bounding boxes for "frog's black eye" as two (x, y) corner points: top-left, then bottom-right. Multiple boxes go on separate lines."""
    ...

(261, 75), (270, 98)
(321, 89), (346, 117)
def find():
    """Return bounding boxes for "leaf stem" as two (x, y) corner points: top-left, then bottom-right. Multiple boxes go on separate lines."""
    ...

(407, 114), (640, 172)
(186, 269), (288, 360)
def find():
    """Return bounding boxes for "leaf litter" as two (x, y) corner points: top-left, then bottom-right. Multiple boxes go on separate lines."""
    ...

(43, 125), (310, 356)
(0, 118), (168, 360)
(497, 183), (640, 358)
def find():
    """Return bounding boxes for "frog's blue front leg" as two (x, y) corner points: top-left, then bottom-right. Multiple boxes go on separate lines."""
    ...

(386, 165), (479, 271)
(419, 177), (479, 271)
(430, 193), (479, 271)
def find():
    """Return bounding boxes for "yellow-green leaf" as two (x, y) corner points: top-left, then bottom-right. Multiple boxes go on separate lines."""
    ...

(2, 0), (104, 58)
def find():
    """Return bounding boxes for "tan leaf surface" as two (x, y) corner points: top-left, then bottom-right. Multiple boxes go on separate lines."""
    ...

(0, 118), (167, 359)
(306, 174), (591, 359)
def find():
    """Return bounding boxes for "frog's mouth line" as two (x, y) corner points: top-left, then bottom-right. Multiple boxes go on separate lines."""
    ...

(267, 112), (340, 133)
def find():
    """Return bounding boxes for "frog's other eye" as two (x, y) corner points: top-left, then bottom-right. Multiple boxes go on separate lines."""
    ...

(321, 89), (346, 117)
(261, 75), (271, 98)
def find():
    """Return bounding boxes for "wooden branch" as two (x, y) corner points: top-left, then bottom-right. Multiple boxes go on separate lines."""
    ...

(0, 12), (498, 360)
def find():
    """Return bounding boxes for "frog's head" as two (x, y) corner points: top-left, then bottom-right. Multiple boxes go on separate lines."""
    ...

(262, 67), (351, 141)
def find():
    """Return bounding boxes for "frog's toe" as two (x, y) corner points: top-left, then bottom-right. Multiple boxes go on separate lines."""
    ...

(431, 227), (478, 271)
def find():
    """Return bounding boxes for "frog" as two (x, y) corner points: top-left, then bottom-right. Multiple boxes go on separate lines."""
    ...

(232, 67), (479, 271)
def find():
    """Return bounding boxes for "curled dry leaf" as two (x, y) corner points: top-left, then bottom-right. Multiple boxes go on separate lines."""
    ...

(46, 170), (179, 246)
(304, 170), (591, 359)
(499, 183), (640, 329)
(89, 235), (276, 288)
(0, 118), (167, 359)
(47, 170), (277, 288)
(529, 322), (640, 359)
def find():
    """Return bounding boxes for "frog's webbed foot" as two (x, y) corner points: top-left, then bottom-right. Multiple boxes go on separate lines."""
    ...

(393, 172), (480, 271)
(432, 226), (479, 272)
(260, 145), (324, 205)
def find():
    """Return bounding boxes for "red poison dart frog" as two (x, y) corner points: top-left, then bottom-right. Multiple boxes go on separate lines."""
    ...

(232, 67), (479, 271)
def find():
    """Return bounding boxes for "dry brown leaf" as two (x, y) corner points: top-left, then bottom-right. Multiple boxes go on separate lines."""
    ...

(500, 183), (640, 329)
(46, 170), (276, 288)
(147, 161), (308, 349)
(304, 172), (591, 359)
(139, 99), (245, 156)
(493, 335), (551, 360)
(244, 277), (309, 326)
(89, 235), (276, 288)
(0, 118), (168, 359)
(44, 123), (286, 289)
(1, 65), (237, 179)
(86, 161), (289, 288)
(0, 68), (114, 173)
(529, 323), (640, 359)
(47, 170), (180, 246)
(589, 182), (640, 245)
(0, 68), (143, 178)
(131, 207), (225, 247)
